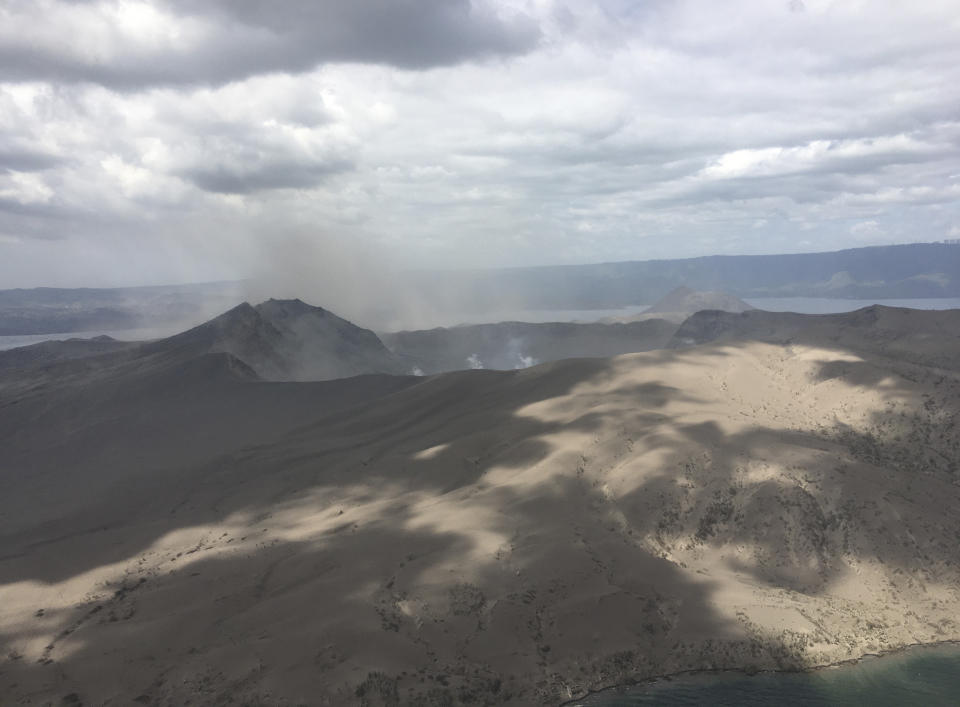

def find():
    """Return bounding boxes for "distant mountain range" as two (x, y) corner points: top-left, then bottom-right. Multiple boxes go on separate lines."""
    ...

(404, 242), (960, 313)
(1, 243), (958, 335)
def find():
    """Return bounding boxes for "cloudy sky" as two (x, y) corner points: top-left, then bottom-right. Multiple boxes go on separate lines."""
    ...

(0, 0), (958, 288)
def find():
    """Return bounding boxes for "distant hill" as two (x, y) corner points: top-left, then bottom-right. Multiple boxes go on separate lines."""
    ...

(0, 335), (135, 372)
(669, 304), (960, 371)
(645, 286), (754, 315)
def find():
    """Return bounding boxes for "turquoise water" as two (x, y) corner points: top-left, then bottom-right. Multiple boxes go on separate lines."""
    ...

(573, 645), (960, 706)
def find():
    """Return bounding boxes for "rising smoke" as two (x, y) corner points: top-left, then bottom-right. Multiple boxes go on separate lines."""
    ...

(236, 229), (524, 333)
(240, 230), (403, 329)
(515, 353), (537, 369)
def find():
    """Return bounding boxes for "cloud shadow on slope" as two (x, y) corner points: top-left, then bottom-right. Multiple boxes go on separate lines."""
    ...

(1, 344), (959, 704)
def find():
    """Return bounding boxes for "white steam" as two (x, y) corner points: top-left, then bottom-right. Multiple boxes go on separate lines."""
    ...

(506, 336), (537, 369)
(515, 353), (538, 369)
(466, 353), (484, 370)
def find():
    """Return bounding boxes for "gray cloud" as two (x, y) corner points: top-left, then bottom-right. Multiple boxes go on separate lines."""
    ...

(181, 158), (352, 195)
(0, 148), (63, 173)
(0, 0), (540, 90)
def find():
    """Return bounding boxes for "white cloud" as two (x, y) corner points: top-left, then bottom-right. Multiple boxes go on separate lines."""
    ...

(0, 0), (958, 287)
(850, 220), (883, 237)
(700, 135), (940, 181)
(0, 172), (54, 204)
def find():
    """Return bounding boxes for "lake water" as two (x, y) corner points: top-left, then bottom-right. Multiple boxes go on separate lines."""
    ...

(572, 644), (960, 707)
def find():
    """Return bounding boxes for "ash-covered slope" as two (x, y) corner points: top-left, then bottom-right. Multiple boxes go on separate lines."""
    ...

(0, 348), (419, 564)
(382, 318), (679, 374)
(670, 304), (960, 371)
(4, 322), (960, 705)
(0, 335), (135, 372)
(645, 285), (754, 315)
(0, 298), (407, 395)
(255, 298), (405, 380)
(144, 298), (405, 381)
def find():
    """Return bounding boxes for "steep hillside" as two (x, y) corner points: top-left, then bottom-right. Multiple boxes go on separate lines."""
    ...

(0, 299), (407, 400)
(254, 298), (405, 380)
(141, 298), (405, 381)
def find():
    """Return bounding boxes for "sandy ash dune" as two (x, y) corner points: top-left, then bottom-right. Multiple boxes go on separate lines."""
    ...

(671, 304), (960, 371)
(2, 304), (960, 705)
